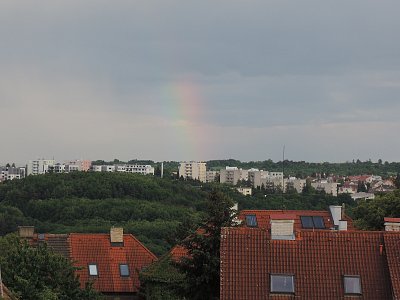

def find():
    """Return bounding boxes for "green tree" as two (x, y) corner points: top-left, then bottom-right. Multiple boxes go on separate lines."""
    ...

(0, 234), (102, 300)
(177, 190), (236, 300)
(395, 172), (400, 189)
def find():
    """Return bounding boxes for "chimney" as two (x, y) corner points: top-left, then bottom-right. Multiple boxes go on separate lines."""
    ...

(384, 218), (400, 231)
(329, 205), (342, 228)
(18, 226), (35, 238)
(110, 227), (124, 244)
(339, 220), (348, 231)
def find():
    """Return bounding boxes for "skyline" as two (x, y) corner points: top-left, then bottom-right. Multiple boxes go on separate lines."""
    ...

(1, 1), (400, 164)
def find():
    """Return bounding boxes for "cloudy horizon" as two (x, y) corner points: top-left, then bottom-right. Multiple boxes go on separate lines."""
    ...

(1, 1), (400, 165)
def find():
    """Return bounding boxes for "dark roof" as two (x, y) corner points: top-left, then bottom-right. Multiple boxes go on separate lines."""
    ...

(69, 233), (157, 293)
(239, 209), (354, 231)
(30, 233), (70, 258)
(220, 227), (396, 300)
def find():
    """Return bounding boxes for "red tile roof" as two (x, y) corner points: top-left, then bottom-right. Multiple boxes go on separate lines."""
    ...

(385, 217), (400, 223)
(239, 209), (354, 231)
(220, 227), (395, 300)
(384, 233), (400, 299)
(170, 245), (188, 261)
(69, 233), (157, 293)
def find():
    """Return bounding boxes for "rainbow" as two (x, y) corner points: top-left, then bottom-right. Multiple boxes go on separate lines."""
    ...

(164, 77), (205, 160)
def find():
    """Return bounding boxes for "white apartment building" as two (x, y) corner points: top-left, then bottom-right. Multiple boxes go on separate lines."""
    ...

(179, 161), (207, 182)
(220, 167), (248, 185)
(248, 169), (284, 188)
(124, 165), (154, 175)
(27, 159), (55, 176)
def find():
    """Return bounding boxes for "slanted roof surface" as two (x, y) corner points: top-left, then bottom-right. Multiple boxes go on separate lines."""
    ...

(69, 233), (157, 293)
(239, 209), (354, 231)
(220, 227), (393, 300)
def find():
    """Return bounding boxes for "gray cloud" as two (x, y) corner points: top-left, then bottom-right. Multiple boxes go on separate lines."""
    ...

(1, 0), (400, 164)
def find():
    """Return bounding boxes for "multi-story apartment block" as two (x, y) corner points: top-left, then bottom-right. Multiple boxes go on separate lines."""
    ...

(206, 170), (219, 183)
(311, 181), (339, 196)
(0, 166), (26, 182)
(125, 165), (155, 175)
(220, 167), (248, 185)
(27, 159), (55, 176)
(178, 161), (207, 182)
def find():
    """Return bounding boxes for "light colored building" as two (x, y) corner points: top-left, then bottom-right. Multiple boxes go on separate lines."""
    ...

(0, 166), (26, 182)
(206, 170), (219, 183)
(27, 159), (55, 176)
(178, 161), (207, 182)
(351, 192), (375, 201)
(220, 167), (248, 185)
(311, 181), (338, 196)
(237, 187), (252, 196)
(124, 164), (154, 175)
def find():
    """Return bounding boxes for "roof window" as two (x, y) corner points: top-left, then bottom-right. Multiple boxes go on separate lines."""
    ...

(88, 264), (98, 276)
(270, 274), (294, 293)
(344, 275), (361, 295)
(300, 216), (325, 229)
(119, 264), (130, 277)
(245, 214), (258, 227)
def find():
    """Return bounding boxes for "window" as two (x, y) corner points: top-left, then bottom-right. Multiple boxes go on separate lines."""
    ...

(119, 264), (130, 277)
(270, 274), (294, 293)
(245, 215), (258, 227)
(344, 275), (361, 294)
(88, 264), (98, 276)
(300, 216), (325, 229)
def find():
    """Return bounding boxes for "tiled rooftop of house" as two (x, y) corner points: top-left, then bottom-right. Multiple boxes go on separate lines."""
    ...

(220, 227), (397, 300)
(239, 207), (354, 231)
(69, 232), (157, 293)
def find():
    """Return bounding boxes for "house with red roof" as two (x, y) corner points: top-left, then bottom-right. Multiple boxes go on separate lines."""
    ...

(220, 207), (400, 299)
(18, 226), (157, 300)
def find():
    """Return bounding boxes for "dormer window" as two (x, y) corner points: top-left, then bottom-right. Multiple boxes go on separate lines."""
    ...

(88, 264), (98, 276)
(270, 219), (295, 240)
(344, 275), (361, 295)
(245, 215), (258, 227)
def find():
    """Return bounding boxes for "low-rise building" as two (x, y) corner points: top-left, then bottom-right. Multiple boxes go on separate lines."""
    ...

(236, 187), (252, 196)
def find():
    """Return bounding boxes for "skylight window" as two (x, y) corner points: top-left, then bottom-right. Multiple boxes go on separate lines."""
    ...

(300, 216), (325, 229)
(88, 264), (98, 276)
(344, 275), (361, 294)
(245, 215), (258, 227)
(119, 264), (130, 277)
(270, 274), (294, 293)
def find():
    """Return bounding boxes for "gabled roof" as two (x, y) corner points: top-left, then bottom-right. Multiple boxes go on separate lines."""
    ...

(384, 233), (400, 299)
(239, 209), (354, 231)
(69, 233), (157, 293)
(170, 244), (188, 261)
(220, 227), (395, 300)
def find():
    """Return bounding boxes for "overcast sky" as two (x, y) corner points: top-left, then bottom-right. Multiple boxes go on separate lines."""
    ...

(1, 1), (400, 165)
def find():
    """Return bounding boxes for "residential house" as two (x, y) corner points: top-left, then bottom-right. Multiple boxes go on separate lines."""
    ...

(19, 226), (157, 300)
(220, 208), (400, 299)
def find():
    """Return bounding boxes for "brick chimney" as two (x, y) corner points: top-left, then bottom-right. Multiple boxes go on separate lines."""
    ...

(18, 226), (35, 238)
(110, 227), (124, 244)
(384, 218), (400, 231)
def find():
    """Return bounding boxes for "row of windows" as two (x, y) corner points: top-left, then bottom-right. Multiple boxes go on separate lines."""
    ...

(245, 214), (326, 229)
(88, 263), (130, 277)
(271, 274), (361, 295)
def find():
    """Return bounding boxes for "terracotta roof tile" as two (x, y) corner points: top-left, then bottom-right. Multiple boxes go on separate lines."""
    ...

(221, 227), (394, 300)
(69, 233), (157, 293)
(384, 217), (400, 223)
(239, 209), (354, 231)
(384, 233), (400, 299)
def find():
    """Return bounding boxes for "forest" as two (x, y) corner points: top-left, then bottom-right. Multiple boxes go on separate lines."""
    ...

(0, 171), (398, 255)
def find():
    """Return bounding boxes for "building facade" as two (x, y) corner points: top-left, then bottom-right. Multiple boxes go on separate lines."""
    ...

(178, 161), (207, 182)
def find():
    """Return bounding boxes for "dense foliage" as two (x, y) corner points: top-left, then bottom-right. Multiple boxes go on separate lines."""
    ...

(352, 190), (400, 230)
(176, 190), (236, 300)
(0, 172), (206, 255)
(0, 234), (101, 300)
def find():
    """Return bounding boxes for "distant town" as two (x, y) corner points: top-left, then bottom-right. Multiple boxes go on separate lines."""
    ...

(1, 158), (398, 202)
